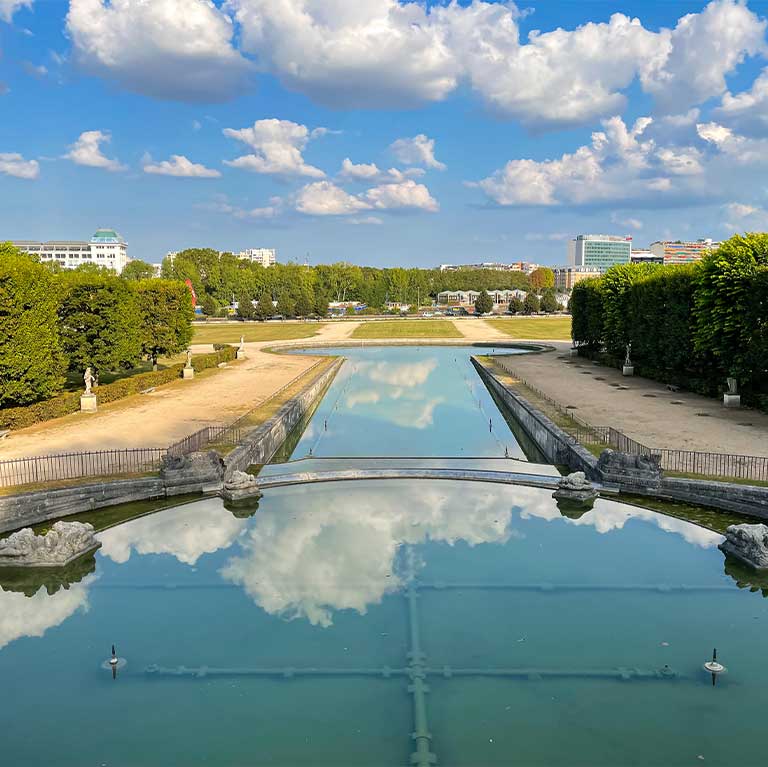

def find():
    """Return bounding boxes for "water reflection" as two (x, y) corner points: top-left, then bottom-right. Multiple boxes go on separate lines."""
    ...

(724, 556), (768, 597)
(98, 500), (247, 566)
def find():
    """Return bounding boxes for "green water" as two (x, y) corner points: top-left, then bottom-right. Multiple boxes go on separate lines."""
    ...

(1, 347), (766, 766)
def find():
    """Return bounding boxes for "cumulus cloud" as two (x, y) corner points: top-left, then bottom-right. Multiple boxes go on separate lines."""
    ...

(641, 0), (767, 114)
(203, 194), (283, 220)
(223, 118), (325, 178)
(295, 178), (439, 216)
(339, 158), (424, 184)
(142, 153), (221, 178)
(66, 0), (251, 102)
(470, 113), (768, 209)
(0, 0), (32, 23)
(0, 152), (39, 179)
(64, 130), (125, 171)
(294, 181), (371, 216)
(390, 134), (445, 169)
(715, 67), (768, 135)
(349, 216), (384, 226)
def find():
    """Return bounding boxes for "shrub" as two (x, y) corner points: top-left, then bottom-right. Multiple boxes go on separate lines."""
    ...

(570, 278), (604, 350)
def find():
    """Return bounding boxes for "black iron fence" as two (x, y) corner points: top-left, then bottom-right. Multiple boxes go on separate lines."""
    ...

(495, 360), (768, 483)
(0, 448), (167, 489)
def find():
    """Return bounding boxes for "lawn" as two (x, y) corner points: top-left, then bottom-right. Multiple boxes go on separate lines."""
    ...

(192, 322), (326, 344)
(351, 320), (462, 338)
(485, 316), (572, 340)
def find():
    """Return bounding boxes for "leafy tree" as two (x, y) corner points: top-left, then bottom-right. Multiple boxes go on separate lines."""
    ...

(0, 245), (67, 406)
(314, 292), (329, 318)
(236, 290), (255, 320)
(530, 267), (555, 292)
(133, 280), (194, 370)
(255, 291), (274, 320)
(540, 289), (559, 313)
(294, 290), (314, 318)
(200, 293), (219, 317)
(474, 290), (493, 314)
(276, 293), (296, 317)
(121, 260), (157, 281)
(507, 296), (523, 314)
(523, 293), (541, 314)
(58, 272), (143, 374)
(570, 278), (604, 350)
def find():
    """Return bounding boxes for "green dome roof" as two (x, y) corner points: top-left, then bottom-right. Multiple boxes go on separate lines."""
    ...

(90, 228), (125, 244)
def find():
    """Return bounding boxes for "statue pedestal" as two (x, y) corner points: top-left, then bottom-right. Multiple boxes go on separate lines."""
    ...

(568, 347), (579, 357)
(236, 349), (246, 360)
(723, 393), (741, 408)
(622, 365), (634, 376)
(182, 367), (195, 380)
(80, 394), (97, 413)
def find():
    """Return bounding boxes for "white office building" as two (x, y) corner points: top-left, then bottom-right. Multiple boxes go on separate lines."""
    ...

(12, 229), (130, 274)
(567, 234), (632, 271)
(237, 248), (277, 267)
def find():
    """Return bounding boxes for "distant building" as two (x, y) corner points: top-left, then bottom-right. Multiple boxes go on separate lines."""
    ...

(237, 248), (277, 267)
(649, 239), (719, 265)
(438, 262), (539, 273)
(437, 289), (527, 306)
(629, 249), (663, 265)
(567, 234), (632, 271)
(12, 228), (130, 274)
(553, 266), (602, 292)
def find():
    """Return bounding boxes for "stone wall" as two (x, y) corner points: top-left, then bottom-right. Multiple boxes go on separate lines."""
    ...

(225, 357), (344, 475)
(471, 358), (600, 479)
(656, 477), (768, 521)
(0, 358), (343, 534)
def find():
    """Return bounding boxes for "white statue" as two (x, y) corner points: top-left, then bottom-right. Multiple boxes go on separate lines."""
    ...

(185, 349), (193, 368)
(624, 342), (632, 367)
(83, 367), (95, 395)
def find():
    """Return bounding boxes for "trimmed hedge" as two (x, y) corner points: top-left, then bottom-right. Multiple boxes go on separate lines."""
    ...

(570, 237), (768, 409)
(0, 346), (236, 430)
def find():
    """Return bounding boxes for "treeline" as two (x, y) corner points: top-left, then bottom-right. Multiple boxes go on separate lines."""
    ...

(0, 244), (193, 408)
(162, 249), (535, 315)
(570, 234), (768, 409)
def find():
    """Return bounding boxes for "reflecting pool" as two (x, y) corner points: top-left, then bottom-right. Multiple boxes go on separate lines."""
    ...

(1, 346), (766, 766)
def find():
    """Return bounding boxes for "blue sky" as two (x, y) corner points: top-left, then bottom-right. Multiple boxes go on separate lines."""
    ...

(4, 1), (768, 267)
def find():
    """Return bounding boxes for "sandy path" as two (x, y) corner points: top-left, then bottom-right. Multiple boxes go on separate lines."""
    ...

(503, 343), (768, 456)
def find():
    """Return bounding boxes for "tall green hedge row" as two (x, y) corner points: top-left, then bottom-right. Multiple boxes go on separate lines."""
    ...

(0, 347), (235, 431)
(571, 234), (768, 409)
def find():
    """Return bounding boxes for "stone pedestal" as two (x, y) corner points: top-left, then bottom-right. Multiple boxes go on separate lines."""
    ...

(622, 365), (634, 376)
(723, 393), (741, 408)
(182, 367), (195, 380)
(236, 349), (246, 360)
(568, 347), (579, 357)
(80, 393), (97, 412)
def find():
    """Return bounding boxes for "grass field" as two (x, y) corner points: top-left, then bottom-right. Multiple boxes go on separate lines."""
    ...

(192, 322), (326, 344)
(351, 320), (462, 338)
(485, 316), (572, 340)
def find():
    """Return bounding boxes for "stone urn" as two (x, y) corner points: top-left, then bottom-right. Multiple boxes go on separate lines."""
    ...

(221, 470), (263, 504)
(719, 524), (768, 570)
(553, 471), (598, 513)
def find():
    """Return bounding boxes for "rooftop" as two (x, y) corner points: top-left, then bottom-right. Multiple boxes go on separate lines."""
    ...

(90, 228), (126, 244)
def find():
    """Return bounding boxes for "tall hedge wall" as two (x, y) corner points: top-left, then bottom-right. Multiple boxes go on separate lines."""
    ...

(570, 235), (768, 409)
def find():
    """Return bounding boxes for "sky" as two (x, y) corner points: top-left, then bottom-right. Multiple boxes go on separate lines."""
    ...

(4, 1), (768, 268)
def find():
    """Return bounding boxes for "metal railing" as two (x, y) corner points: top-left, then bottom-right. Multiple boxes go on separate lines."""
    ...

(0, 359), (332, 490)
(494, 359), (768, 483)
(0, 448), (167, 489)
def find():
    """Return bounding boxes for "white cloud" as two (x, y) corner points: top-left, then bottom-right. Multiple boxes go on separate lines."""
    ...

(724, 201), (759, 218)
(721, 201), (768, 232)
(364, 179), (439, 212)
(715, 67), (768, 135)
(294, 181), (371, 216)
(224, 118), (325, 178)
(641, 0), (767, 114)
(349, 216), (384, 226)
(64, 130), (125, 171)
(0, 0), (32, 23)
(66, 0), (251, 102)
(524, 232), (571, 242)
(611, 213), (643, 230)
(697, 120), (768, 163)
(339, 158), (424, 184)
(0, 152), (39, 179)
(390, 134), (445, 169)
(204, 194), (283, 220)
(142, 153), (221, 178)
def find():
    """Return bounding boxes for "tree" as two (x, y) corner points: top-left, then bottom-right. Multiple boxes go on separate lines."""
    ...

(0, 245), (67, 406)
(133, 280), (194, 370)
(255, 291), (274, 320)
(314, 292), (329, 318)
(200, 293), (219, 317)
(523, 293), (541, 314)
(58, 272), (143, 374)
(236, 290), (255, 320)
(121, 260), (157, 281)
(529, 267), (555, 292)
(474, 290), (493, 315)
(507, 296), (523, 314)
(540, 289), (559, 313)
(294, 290), (314, 318)
(276, 293), (295, 318)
